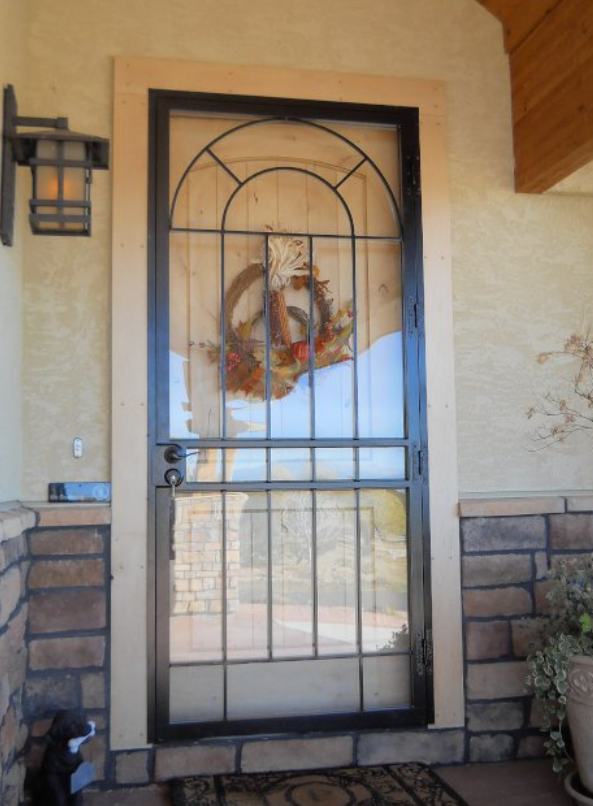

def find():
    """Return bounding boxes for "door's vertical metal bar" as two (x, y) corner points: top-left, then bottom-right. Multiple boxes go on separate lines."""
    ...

(222, 491), (228, 720)
(153, 96), (173, 739)
(264, 234), (273, 663)
(355, 488), (364, 712)
(400, 113), (429, 717)
(308, 235), (316, 442)
(264, 233), (271, 440)
(312, 489), (319, 658)
(267, 490), (273, 661)
(220, 233), (227, 440)
(351, 235), (359, 444)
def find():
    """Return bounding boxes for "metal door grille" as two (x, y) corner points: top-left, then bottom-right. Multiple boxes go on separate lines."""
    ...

(149, 91), (431, 741)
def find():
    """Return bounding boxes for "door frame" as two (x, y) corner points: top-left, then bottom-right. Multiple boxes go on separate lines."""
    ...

(111, 57), (462, 751)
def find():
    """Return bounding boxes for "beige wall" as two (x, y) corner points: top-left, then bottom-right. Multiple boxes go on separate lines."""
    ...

(0, 0), (30, 503)
(19, 0), (593, 499)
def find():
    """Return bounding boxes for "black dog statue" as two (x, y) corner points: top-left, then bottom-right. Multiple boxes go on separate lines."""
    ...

(33, 709), (96, 806)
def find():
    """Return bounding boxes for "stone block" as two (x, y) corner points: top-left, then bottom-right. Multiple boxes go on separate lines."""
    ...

(29, 529), (104, 556)
(81, 673), (106, 709)
(459, 497), (564, 518)
(241, 736), (353, 773)
(29, 636), (105, 671)
(0, 676), (9, 721)
(567, 496), (593, 513)
(25, 674), (80, 716)
(462, 517), (546, 553)
(463, 587), (532, 618)
(115, 750), (151, 785)
(462, 554), (532, 588)
(1, 704), (17, 764)
(518, 735), (545, 758)
(34, 506), (111, 528)
(469, 734), (514, 763)
(0, 567), (22, 630)
(466, 702), (525, 732)
(28, 559), (104, 589)
(29, 590), (106, 634)
(0, 607), (28, 692)
(1, 758), (25, 806)
(82, 733), (106, 780)
(534, 552), (549, 580)
(535, 581), (555, 614)
(529, 699), (548, 728)
(511, 618), (546, 658)
(0, 537), (25, 574)
(465, 621), (510, 660)
(466, 661), (528, 700)
(154, 744), (236, 780)
(549, 514), (593, 550)
(358, 730), (465, 766)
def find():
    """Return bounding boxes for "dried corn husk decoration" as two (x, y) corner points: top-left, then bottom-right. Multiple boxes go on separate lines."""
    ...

(266, 235), (311, 347)
(266, 236), (310, 290)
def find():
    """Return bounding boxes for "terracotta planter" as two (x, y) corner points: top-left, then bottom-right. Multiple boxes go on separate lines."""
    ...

(567, 655), (593, 795)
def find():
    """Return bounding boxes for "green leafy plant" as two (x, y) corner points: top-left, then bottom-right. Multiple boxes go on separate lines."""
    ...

(527, 559), (593, 772)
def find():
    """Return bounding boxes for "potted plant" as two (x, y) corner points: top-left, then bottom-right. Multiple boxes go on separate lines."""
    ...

(527, 559), (593, 800)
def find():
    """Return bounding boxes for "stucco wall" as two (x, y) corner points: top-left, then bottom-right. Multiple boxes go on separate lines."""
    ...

(19, 0), (593, 498)
(0, 0), (30, 503)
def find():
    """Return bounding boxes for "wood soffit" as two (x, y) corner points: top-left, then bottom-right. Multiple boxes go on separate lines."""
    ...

(475, 0), (593, 193)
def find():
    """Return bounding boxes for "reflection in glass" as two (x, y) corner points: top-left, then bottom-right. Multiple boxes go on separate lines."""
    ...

(227, 493), (268, 660)
(271, 491), (314, 658)
(169, 232), (221, 440)
(225, 449), (266, 482)
(315, 448), (354, 481)
(270, 449), (311, 481)
(223, 235), (269, 438)
(356, 241), (404, 438)
(186, 449), (222, 483)
(169, 493), (223, 663)
(313, 239), (355, 439)
(359, 448), (406, 480)
(317, 491), (357, 655)
(359, 489), (408, 653)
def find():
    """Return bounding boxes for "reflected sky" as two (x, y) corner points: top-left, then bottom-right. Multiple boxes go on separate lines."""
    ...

(170, 332), (405, 481)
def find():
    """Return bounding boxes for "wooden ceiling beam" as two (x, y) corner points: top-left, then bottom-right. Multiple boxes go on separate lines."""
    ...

(502, 0), (561, 52)
(475, 0), (593, 192)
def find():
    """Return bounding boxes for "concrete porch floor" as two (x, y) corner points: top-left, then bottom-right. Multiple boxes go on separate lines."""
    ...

(84, 760), (574, 805)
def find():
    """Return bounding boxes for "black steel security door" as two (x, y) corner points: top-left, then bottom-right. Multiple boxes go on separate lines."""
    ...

(148, 90), (432, 741)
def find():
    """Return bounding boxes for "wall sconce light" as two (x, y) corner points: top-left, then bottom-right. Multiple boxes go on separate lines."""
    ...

(1, 84), (109, 246)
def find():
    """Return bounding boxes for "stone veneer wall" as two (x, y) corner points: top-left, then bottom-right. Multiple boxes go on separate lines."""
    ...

(22, 505), (111, 790)
(460, 494), (593, 763)
(4, 496), (593, 795)
(0, 506), (34, 806)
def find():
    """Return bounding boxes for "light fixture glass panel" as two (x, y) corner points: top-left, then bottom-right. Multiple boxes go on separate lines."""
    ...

(62, 141), (86, 232)
(35, 140), (60, 231)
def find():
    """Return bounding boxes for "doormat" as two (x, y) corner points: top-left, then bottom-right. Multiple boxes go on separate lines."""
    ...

(171, 762), (470, 806)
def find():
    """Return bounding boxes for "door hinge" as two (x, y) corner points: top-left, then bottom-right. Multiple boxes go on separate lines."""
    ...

(407, 298), (424, 336)
(405, 155), (421, 197)
(413, 446), (427, 483)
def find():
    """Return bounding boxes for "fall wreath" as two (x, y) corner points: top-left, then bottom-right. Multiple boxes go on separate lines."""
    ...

(209, 236), (353, 400)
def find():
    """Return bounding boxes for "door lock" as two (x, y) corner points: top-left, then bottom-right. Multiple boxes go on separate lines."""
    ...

(164, 467), (183, 488)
